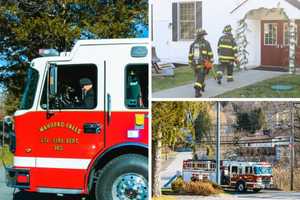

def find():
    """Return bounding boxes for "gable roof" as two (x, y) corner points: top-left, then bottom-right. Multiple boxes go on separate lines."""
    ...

(285, 0), (300, 9)
(231, 0), (300, 14)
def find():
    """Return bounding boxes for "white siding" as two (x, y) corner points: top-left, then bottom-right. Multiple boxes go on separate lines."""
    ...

(152, 0), (300, 66)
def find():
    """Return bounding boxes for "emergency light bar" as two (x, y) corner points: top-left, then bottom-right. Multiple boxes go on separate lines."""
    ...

(39, 49), (59, 57)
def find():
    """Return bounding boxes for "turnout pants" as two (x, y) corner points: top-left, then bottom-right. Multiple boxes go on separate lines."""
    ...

(218, 62), (234, 81)
(193, 65), (206, 97)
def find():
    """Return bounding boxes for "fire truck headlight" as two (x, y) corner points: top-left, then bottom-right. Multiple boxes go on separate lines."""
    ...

(127, 130), (139, 139)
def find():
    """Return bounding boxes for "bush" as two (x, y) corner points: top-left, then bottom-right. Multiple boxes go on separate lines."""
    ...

(184, 181), (217, 196)
(171, 177), (185, 193)
(171, 177), (223, 195)
(203, 180), (224, 191)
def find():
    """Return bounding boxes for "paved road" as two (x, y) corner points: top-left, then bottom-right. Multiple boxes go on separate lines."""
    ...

(172, 190), (300, 200)
(0, 166), (88, 200)
(160, 151), (192, 187)
(153, 70), (285, 98)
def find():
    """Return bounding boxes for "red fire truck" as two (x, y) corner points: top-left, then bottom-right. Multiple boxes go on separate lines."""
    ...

(5, 39), (149, 200)
(182, 160), (273, 192)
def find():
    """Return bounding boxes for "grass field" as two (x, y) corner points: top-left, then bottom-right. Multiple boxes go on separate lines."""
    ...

(217, 74), (300, 98)
(152, 66), (194, 92)
(0, 144), (14, 166)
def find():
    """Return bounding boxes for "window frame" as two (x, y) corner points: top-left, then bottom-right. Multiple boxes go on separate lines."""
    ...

(39, 63), (98, 110)
(177, 1), (197, 41)
(264, 23), (278, 46)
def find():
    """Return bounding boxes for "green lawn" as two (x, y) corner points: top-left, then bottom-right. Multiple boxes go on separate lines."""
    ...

(0, 144), (14, 166)
(218, 74), (300, 98)
(152, 66), (194, 92)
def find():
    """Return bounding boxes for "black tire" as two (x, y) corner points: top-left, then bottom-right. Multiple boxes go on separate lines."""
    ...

(95, 154), (148, 200)
(236, 181), (246, 193)
(253, 188), (261, 193)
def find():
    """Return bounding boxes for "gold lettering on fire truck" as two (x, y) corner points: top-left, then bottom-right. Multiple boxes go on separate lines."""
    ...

(39, 121), (81, 134)
(40, 137), (79, 151)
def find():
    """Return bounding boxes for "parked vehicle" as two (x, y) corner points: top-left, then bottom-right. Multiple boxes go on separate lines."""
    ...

(182, 159), (273, 192)
(5, 39), (149, 200)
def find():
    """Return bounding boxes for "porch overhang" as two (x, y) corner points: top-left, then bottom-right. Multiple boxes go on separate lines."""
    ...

(231, 0), (300, 20)
(231, 0), (300, 73)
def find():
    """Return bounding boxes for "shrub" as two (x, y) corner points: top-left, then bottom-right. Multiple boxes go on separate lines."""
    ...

(171, 177), (223, 195)
(184, 181), (218, 196)
(203, 180), (224, 191)
(171, 177), (185, 193)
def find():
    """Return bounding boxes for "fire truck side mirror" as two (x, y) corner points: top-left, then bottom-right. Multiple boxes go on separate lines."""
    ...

(4, 116), (13, 132)
(49, 64), (58, 96)
(46, 64), (58, 117)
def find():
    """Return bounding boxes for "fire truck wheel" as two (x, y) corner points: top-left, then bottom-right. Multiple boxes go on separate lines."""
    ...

(95, 154), (148, 200)
(236, 181), (246, 193)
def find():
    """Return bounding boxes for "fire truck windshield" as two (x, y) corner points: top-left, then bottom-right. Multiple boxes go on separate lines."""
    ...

(254, 166), (272, 175)
(20, 67), (39, 110)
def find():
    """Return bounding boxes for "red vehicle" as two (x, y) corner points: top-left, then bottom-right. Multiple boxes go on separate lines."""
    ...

(182, 160), (273, 193)
(221, 161), (273, 192)
(5, 39), (149, 200)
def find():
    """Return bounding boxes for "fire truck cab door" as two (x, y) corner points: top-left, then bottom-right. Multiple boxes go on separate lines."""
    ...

(32, 62), (105, 189)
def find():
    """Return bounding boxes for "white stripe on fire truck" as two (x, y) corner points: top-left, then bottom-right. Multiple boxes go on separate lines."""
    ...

(14, 157), (91, 169)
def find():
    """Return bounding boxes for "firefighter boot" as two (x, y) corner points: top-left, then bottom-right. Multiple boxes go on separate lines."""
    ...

(217, 78), (222, 85)
(195, 89), (202, 98)
(201, 83), (206, 92)
(194, 82), (202, 97)
(216, 71), (223, 85)
(227, 76), (234, 82)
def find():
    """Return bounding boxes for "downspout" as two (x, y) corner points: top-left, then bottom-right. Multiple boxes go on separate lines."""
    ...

(289, 19), (297, 74)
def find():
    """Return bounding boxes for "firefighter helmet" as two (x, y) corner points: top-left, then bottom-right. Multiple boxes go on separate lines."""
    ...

(195, 28), (207, 37)
(223, 25), (232, 33)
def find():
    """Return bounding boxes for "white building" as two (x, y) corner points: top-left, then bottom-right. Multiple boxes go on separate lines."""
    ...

(151, 0), (300, 69)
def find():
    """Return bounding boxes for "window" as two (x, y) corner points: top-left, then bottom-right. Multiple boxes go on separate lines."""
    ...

(20, 67), (39, 110)
(284, 23), (298, 46)
(125, 64), (148, 109)
(172, 1), (202, 41)
(245, 166), (253, 174)
(41, 64), (97, 109)
(264, 23), (277, 45)
(179, 2), (196, 40)
(231, 166), (238, 174)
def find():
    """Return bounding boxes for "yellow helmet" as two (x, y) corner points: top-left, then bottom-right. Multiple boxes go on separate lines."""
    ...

(195, 28), (208, 37)
(223, 25), (232, 33)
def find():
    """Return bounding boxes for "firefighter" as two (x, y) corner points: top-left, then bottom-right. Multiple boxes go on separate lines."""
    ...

(80, 78), (95, 108)
(126, 71), (143, 108)
(189, 28), (214, 98)
(217, 25), (238, 84)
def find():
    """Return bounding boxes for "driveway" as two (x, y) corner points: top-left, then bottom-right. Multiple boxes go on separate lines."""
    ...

(160, 151), (193, 188)
(172, 190), (300, 200)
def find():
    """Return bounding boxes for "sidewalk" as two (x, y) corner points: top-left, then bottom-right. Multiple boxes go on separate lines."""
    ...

(152, 70), (286, 98)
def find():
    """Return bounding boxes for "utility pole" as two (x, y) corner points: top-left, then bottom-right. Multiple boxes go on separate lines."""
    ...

(290, 102), (295, 191)
(216, 102), (221, 185)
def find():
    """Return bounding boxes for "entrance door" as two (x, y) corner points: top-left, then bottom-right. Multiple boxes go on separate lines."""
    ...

(34, 63), (105, 189)
(261, 20), (300, 67)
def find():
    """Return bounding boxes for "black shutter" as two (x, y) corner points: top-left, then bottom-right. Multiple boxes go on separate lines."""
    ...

(172, 3), (178, 41)
(196, 1), (203, 30)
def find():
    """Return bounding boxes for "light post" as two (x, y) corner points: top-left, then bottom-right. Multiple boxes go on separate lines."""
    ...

(216, 102), (221, 185)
